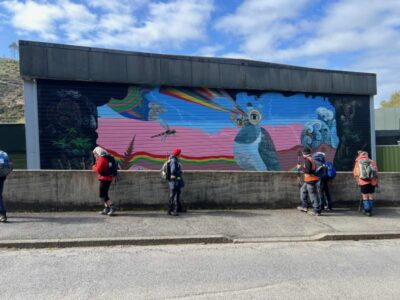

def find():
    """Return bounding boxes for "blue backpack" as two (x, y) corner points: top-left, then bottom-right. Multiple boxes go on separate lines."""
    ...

(0, 150), (13, 177)
(311, 152), (327, 178)
(325, 161), (336, 179)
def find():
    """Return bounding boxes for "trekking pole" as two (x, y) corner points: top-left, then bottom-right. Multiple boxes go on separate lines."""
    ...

(113, 173), (121, 211)
(358, 193), (363, 212)
(297, 150), (302, 188)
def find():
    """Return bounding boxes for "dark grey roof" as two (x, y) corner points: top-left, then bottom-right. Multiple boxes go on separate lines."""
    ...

(19, 40), (376, 95)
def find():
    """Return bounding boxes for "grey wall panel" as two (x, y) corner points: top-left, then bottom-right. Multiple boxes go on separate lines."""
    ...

(244, 66), (269, 90)
(19, 40), (377, 95)
(19, 45), (48, 78)
(265, 68), (285, 91)
(309, 71), (333, 94)
(89, 51), (127, 82)
(126, 55), (161, 85)
(332, 73), (350, 94)
(160, 58), (192, 86)
(47, 48), (89, 80)
(367, 75), (377, 95)
(191, 61), (220, 87)
(219, 63), (246, 89)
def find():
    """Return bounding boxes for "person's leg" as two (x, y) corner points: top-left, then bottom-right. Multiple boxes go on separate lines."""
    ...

(0, 178), (7, 221)
(317, 181), (325, 210)
(362, 193), (371, 214)
(99, 181), (113, 215)
(323, 180), (332, 210)
(171, 186), (180, 216)
(176, 187), (183, 212)
(168, 186), (175, 214)
(368, 193), (374, 214)
(298, 182), (309, 211)
(307, 183), (320, 214)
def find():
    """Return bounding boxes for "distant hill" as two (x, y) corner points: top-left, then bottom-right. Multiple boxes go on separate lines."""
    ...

(0, 58), (24, 123)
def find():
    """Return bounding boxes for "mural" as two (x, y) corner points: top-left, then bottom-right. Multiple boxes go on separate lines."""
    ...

(96, 87), (340, 171)
(36, 80), (371, 171)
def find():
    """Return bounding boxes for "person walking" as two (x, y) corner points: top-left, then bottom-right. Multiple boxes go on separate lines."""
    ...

(297, 148), (321, 216)
(92, 146), (117, 216)
(0, 150), (13, 223)
(353, 151), (378, 217)
(167, 148), (185, 216)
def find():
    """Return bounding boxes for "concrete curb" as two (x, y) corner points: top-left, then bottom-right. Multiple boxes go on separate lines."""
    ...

(0, 235), (233, 249)
(233, 231), (400, 244)
(1, 232), (400, 249)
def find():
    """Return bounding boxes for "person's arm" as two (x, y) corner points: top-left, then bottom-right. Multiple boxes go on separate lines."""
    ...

(93, 156), (107, 174)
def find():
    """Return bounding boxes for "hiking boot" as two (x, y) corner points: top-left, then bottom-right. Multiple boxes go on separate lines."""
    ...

(170, 211), (179, 216)
(365, 211), (372, 217)
(307, 210), (321, 216)
(107, 206), (116, 216)
(297, 206), (308, 212)
(0, 215), (7, 223)
(100, 207), (110, 215)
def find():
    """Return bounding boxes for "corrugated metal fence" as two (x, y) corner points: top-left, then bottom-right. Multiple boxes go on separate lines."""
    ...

(377, 145), (400, 172)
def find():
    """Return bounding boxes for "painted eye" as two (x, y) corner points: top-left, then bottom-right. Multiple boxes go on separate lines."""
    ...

(248, 110), (262, 125)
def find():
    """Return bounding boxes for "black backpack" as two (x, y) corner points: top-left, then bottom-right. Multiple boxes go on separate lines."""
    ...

(101, 155), (118, 176)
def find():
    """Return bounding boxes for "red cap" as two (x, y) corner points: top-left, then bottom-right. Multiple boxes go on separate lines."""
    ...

(172, 148), (181, 156)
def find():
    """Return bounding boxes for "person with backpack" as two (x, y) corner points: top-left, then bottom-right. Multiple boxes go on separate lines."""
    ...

(297, 148), (321, 216)
(166, 148), (185, 216)
(312, 152), (335, 211)
(92, 146), (118, 216)
(0, 150), (13, 223)
(353, 151), (378, 217)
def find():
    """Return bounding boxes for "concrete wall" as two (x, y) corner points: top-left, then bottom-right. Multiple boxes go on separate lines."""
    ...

(3, 171), (399, 211)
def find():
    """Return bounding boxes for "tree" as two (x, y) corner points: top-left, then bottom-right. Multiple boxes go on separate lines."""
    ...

(381, 91), (400, 107)
(8, 42), (18, 58)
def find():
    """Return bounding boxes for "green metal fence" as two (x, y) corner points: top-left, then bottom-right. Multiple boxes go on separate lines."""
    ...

(377, 145), (400, 172)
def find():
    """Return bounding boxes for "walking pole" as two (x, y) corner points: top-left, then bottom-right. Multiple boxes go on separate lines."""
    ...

(297, 150), (302, 188)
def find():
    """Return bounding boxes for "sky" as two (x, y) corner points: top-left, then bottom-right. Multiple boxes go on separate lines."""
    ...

(1, 0), (399, 108)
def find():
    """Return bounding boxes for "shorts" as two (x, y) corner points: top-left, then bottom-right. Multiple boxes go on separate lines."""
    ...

(360, 184), (375, 194)
(99, 180), (112, 201)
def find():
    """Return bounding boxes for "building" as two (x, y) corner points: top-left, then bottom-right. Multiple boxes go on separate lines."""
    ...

(19, 40), (377, 171)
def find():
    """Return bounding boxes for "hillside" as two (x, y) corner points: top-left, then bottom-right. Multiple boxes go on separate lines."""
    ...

(0, 58), (24, 123)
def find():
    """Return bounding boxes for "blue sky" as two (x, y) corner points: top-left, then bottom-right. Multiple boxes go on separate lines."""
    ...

(1, 0), (399, 107)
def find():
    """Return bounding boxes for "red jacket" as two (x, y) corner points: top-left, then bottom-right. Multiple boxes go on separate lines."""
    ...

(92, 156), (113, 181)
(353, 154), (378, 186)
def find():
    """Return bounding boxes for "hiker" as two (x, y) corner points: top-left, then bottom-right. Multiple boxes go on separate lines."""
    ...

(167, 148), (185, 216)
(353, 151), (378, 217)
(92, 146), (117, 216)
(0, 150), (13, 223)
(297, 148), (321, 216)
(312, 151), (335, 211)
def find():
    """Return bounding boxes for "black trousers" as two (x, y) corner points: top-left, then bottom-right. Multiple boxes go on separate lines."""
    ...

(168, 186), (181, 212)
(99, 180), (112, 202)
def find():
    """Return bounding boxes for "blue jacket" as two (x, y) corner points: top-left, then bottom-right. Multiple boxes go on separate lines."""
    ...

(168, 155), (184, 188)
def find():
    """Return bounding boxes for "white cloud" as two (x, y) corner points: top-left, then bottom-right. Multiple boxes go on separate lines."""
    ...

(87, 0), (147, 13)
(3, 0), (64, 40)
(215, 0), (400, 106)
(194, 44), (224, 57)
(2, 0), (214, 50)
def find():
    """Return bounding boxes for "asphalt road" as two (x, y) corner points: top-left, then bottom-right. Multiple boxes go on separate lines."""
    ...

(1, 240), (400, 299)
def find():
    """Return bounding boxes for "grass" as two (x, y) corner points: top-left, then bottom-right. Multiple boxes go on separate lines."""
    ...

(0, 58), (24, 123)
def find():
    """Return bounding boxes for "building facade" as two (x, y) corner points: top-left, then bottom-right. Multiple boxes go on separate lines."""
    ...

(19, 41), (377, 171)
